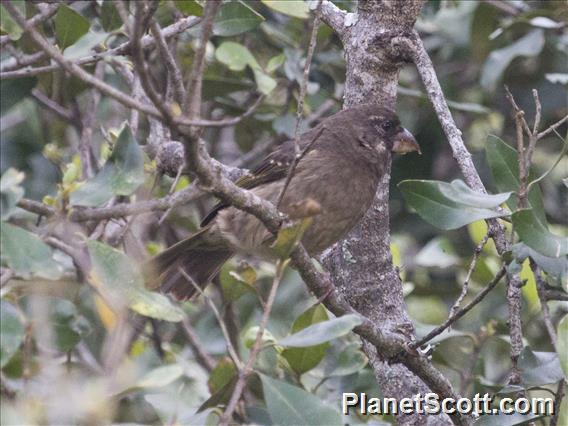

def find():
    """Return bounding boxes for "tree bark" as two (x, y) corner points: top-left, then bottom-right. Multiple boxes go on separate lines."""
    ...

(321, 1), (452, 424)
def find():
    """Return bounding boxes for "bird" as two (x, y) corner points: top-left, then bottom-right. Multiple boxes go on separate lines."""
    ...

(145, 103), (420, 300)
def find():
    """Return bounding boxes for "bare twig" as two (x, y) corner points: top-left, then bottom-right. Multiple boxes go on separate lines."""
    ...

(0, 15), (201, 79)
(532, 262), (557, 350)
(183, 0), (221, 118)
(181, 316), (215, 372)
(31, 88), (74, 123)
(276, 2), (323, 207)
(551, 380), (566, 426)
(450, 233), (490, 318)
(0, 2), (59, 47)
(412, 265), (507, 349)
(150, 20), (186, 105)
(218, 259), (287, 426)
(178, 268), (243, 370)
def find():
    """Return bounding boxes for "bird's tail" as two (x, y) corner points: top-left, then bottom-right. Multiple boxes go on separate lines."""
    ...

(144, 228), (233, 300)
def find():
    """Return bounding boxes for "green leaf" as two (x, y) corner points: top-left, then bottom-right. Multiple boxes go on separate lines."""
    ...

(0, 168), (25, 220)
(87, 240), (184, 322)
(270, 218), (312, 259)
(512, 209), (568, 258)
(174, 0), (203, 16)
(481, 29), (545, 92)
(0, 77), (37, 114)
(215, 41), (257, 71)
(278, 314), (362, 347)
(512, 243), (567, 281)
(215, 42), (277, 95)
(260, 374), (342, 426)
(557, 315), (568, 377)
(116, 365), (185, 397)
(261, 0), (310, 19)
(485, 135), (547, 226)
(0, 2), (25, 41)
(70, 125), (145, 207)
(100, 0), (122, 31)
(323, 343), (367, 377)
(208, 358), (237, 394)
(398, 179), (509, 230)
(51, 299), (90, 352)
(213, 1), (264, 37)
(55, 4), (90, 50)
(267, 53), (286, 73)
(219, 262), (257, 302)
(440, 179), (512, 208)
(518, 346), (565, 386)
(0, 300), (25, 368)
(0, 223), (63, 280)
(282, 304), (329, 374)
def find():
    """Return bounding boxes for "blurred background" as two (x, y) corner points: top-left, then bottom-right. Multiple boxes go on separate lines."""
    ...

(1, 0), (567, 424)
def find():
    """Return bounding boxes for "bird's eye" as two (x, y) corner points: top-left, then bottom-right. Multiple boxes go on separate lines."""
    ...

(382, 121), (395, 131)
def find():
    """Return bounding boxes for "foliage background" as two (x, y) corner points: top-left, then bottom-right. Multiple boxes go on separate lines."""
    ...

(0, 0), (567, 425)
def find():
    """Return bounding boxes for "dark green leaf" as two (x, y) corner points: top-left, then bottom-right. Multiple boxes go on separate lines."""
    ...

(0, 168), (25, 220)
(518, 346), (565, 386)
(220, 263), (257, 302)
(260, 374), (342, 426)
(55, 4), (90, 50)
(52, 299), (90, 352)
(481, 30), (545, 92)
(70, 125), (145, 207)
(512, 209), (568, 258)
(0, 300), (25, 368)
(87, 240), (184, 322)
(208, 358), (237, 394)
(486, 135), (547, 226)
(270, 218), (312, 259)
(398, 179), (509, 230)
(0, 223), (63, 280)
(100, 0), (122, 31)
(278, 314), (362, 347)
(0, 77), (37, 114)
(213, 1), (264, 37)
(282, 304), (329, 374)
(174, 0), (203, 16)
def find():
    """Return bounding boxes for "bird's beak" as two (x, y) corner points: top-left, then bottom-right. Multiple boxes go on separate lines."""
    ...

(392, 128), (421, 155)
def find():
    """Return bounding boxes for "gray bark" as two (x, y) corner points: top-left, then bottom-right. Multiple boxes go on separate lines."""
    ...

(321, 1), (452, 424)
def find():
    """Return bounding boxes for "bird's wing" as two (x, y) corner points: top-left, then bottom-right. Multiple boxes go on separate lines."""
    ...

(200, 139), (297, 226)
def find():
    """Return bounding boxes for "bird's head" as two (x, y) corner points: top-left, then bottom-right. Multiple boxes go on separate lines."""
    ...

(347, 104), (421, 157)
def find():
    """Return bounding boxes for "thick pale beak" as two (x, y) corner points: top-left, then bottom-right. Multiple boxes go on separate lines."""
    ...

(392, 128), (421, 155)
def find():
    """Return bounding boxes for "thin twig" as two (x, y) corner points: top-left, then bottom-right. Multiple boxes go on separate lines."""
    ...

(550, 380), (566, 426)
(150, 20), (186, 105)
(183, 0), (221, 118)
(411, 265), (507, 349)
(31, 88), (74, 122)
(276, 2), (323, 207)
(218, 259), (288, 426)
(181, 316), (215, 372)
(450, 233), (490, 318)
(178, 268), (243, 370)
(531, 262), (557, 351)
(0, 2), (59, 47)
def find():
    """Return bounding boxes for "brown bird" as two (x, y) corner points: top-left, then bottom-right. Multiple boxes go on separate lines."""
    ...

(146, 104), (420, 300)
